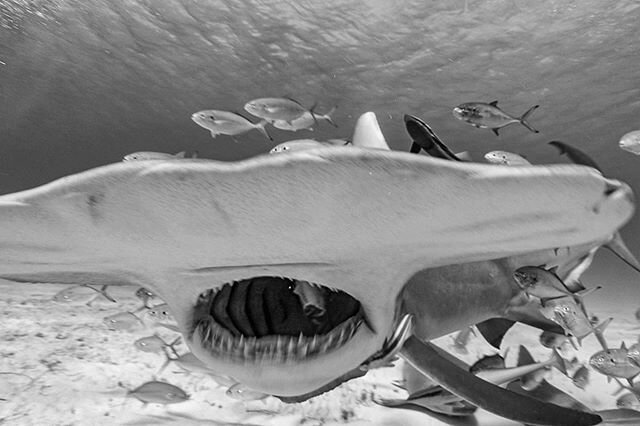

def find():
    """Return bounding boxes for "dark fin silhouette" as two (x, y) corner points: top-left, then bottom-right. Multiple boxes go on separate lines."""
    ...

(475, 318), (516, 349)
(409, 142), (422, 154)
(404, 114), (462, 161)
(401, 337), (602, 426)
(254, 120), (273, 141)
(548, 140), (602, 172)
(492, 128), (500, 137)
(519, 105), (540, 133)
(489, 100), (499, 107)
(309, 102), (319, 126)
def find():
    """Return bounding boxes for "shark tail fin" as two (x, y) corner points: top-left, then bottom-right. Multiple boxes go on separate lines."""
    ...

(519, 105), (540, 134)
(255, 120), (273, 141)
(323, 106), (338, 127)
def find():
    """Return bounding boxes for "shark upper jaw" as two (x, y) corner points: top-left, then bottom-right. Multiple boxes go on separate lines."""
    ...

(0, 112), (635, 398)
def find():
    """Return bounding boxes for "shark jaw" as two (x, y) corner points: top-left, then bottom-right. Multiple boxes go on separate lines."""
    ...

(0, 112), (634, 398)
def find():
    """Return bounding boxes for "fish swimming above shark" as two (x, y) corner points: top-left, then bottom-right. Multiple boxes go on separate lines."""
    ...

(0, 112), (636, 426)
(452, 101), (540, 136)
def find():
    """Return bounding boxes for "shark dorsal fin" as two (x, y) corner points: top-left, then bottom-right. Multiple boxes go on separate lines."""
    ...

(622, 341), (627, 350)
(490, 100), (499, 107)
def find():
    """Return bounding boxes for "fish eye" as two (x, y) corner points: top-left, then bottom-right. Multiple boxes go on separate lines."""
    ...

(209, 116), (215, 120)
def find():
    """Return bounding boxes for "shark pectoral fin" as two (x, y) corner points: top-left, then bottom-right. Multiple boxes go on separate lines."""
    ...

(409, 142), (422, 154)
(400, 337), (602, 426)
(492, 128), (500, 137)
(475, 318), (516, 349)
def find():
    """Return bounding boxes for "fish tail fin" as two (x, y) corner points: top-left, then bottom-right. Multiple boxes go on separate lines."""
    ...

(323, 106), (338, 127)
(156, 347), (175, 375)
(175, 151), (186, 158)
(569, 337), (579, 351)
(255, 120), (273, 141)
(519, 105), (540, 133)
(167, 336), (182, 358)
(549, 347), (568, 375)
(575, 285), (602, 299)
(409, 142), (422, 154)
(605, 232), (640, 274)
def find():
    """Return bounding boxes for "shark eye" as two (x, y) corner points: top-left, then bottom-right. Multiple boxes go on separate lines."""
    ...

(209, 116), (215, 120)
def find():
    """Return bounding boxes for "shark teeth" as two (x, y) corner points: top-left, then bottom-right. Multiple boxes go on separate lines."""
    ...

(194, 312), (363, 363)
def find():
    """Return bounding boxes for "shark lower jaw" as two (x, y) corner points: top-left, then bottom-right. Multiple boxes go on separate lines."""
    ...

(187, 275), (380, 395)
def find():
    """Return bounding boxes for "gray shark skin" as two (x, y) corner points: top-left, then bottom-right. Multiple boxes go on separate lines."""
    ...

(0, 113), (634, 425)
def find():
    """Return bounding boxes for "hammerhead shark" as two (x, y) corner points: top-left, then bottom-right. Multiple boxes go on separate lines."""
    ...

(0, 113), (635, 425)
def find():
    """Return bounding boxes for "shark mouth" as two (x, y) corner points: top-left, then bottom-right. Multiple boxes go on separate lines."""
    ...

(190, 276), (365, 363)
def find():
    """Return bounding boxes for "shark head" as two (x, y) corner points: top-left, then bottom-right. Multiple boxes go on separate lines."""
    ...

(0, 113), (634, 397)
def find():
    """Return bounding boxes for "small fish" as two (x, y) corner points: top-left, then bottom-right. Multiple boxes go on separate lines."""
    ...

(539, 330), (577, 351)
(122, 151), (196, 162)
(619, 130), (640, 155)
(539, 296), (610, 347)
(244, 97), (316, 124)
(572, 365), (590, 390)
(451, 327), (475, 355)
(144, 303), (174, 324)
(191, 110), (272, 141)
(134, 334), (181, 357)
(52, 284), (116, 306)
(513, 266), (574, 299)
(126, 380), (189, 405)
(590, 342), (640, 385)
(134, 287), (155, 308)
(269, 139), (349, 154)
(636, 307), (640, 322)
(475, 346), (566, 391)
(452, 101), (539, 136)
(103, 311), (144, 331)
(159, 352), (237, 387)
(548, 141), (602, 173)
(617, 393), (640, 409)
(484, 150), (531, 166)
(225, 383), (269, 401)
(627, 343), (640, 367)
(272, 106), (338, 131)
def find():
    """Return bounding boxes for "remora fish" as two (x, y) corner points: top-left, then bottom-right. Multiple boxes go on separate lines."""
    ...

(122, 151), (196, 162)
(484, 150), (531, 166)
(590, 342), (640, 385)
(404, 114), (464, 160)
(619, 130), (640, 155)
(548, 141), (602, 173)
(125, 380), (189, 405)
(272, 106), (337, 131)
(191, 110), (272, 141)
(269, 139), (349, 154)
(244, 97), (316, 124)
(452, 101), (539, 136)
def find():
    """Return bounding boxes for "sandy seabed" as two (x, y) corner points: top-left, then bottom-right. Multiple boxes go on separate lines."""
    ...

(0, 282), (637, 426)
